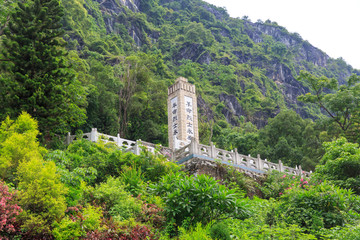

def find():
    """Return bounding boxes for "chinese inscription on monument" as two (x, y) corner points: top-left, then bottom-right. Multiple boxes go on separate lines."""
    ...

(167, 77), (198, 150)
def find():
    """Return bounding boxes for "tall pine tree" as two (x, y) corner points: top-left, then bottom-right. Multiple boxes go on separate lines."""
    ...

(1, 0), (87, 141)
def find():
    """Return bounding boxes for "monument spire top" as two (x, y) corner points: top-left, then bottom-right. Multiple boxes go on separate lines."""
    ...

(176, 76), (188, 82)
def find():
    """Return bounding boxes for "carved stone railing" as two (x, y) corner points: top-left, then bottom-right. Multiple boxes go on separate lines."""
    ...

(66, 129), (311, 177)
(66, 128), (174, 159)
(175, 139), (311, 177)
(174, 144), (191, 162)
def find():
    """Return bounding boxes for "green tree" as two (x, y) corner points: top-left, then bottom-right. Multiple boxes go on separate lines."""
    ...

(85, 59), (119, 135)
(0, 112), (46, 183)
(0, 112), (67, 237)
(117, 53), (169, 143)
(298, 71), (360, 142)
(0, 0), (16, 35)
(17, 157), (68, 237)
(117, 55), (151, 138)
(252, 110), (321, 169)
(183, 22), (215, 47)
(1, 0), (87, 140)
(314, 137), (360, 194)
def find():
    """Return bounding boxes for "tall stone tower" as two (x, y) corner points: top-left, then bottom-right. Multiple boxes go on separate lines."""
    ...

(168, 77), (199, 150)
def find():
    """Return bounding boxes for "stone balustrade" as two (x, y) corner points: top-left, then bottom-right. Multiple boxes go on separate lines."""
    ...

(66, 129), (311, 177)
(175, 138), (311, 177)
(66, 128), (172, 157)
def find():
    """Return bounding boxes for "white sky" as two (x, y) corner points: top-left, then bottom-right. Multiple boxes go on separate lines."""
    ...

(203, 0), (360, 70)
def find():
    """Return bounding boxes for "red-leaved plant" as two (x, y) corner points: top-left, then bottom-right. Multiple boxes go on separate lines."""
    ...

(0, 181), (22, 240)
(137, 203), (165, 228)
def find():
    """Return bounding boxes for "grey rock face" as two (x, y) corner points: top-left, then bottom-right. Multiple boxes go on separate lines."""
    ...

(197, 95), (214, 121)
(201, 5), (228, 21)
(219, 93), (279, 128)
(266, 62), (306, 104)
(175, 43), (211, 65)
(219, 93), (245, 126)
(243, 21), (353, 82)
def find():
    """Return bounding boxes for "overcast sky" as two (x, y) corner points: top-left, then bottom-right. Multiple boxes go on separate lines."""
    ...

(203, 0), (360, 70)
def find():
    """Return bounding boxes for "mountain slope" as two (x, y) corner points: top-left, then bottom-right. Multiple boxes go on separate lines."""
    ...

(60, 0), (358, 140)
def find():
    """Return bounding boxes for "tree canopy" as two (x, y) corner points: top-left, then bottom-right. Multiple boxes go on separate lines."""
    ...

(1, 0), (87, 141)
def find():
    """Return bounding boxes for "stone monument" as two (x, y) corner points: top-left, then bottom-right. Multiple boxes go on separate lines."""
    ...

(168, 77), (199, 150)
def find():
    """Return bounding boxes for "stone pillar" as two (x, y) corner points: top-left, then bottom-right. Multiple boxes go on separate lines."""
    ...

(257, 154), (262, 170)
(210, 142), (216, 158)
(167, 77), (199, 150)
(299, 165), (303, 176)
(247, 154), (251, 167)
(279, 160), (283, 172)
(66, 132), (71, 145)
(134, 140), (141, 155)
(90, 128), (98, 142)
(234, 149), (239, 165)
(116, 133), (121, 147)
(189, 138), (199, 155)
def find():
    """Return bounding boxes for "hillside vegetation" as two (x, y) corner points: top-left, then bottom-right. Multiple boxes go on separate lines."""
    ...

(2, 0), (360, 168)
(1, 0), (360, 238)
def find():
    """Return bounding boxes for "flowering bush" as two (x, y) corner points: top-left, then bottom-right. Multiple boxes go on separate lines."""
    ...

(0, 181), (22, 239)
(261, 171), (311, 199)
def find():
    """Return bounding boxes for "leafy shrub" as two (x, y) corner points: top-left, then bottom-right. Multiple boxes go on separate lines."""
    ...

(51, 139), (179, 186)
(0, 112), (46, 183)
(52, 205), (104, 240)
(60, 139), (122, 185)
(120, 166), (146, 197)
(17, 158), (68, 237)
(261, 171), (311, 199)
(314, 137), (360, 194)
(319, 223), (360, 239)
(132, 148), (180, 182)
(223, 198), (317, 239)
(209, 222), (231, 240)
(150, 172), (249, 228)
(85, 217), (158, 240)
(223, 165), (259, 197)
(52, 216), (83, 240)
(119, 225), (157, 240)
(276, 182), (360, 232)
(137, 203), (165, 228)
(228, 218), (316, 240)
(92, 177), (141, 221)
(178, 222), (212, 240)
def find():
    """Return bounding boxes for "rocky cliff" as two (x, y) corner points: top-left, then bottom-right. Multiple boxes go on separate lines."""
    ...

(64, 0), (359, 129)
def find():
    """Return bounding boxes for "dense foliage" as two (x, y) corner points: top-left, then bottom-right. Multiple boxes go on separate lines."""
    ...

(0, 112), (359, 239)
(151, 172), (249, 229)
(1, 0), (87, 141)
(314, 137), (360, 194)
(2, 0), (358, 161)
(1, 0), (360, 238)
